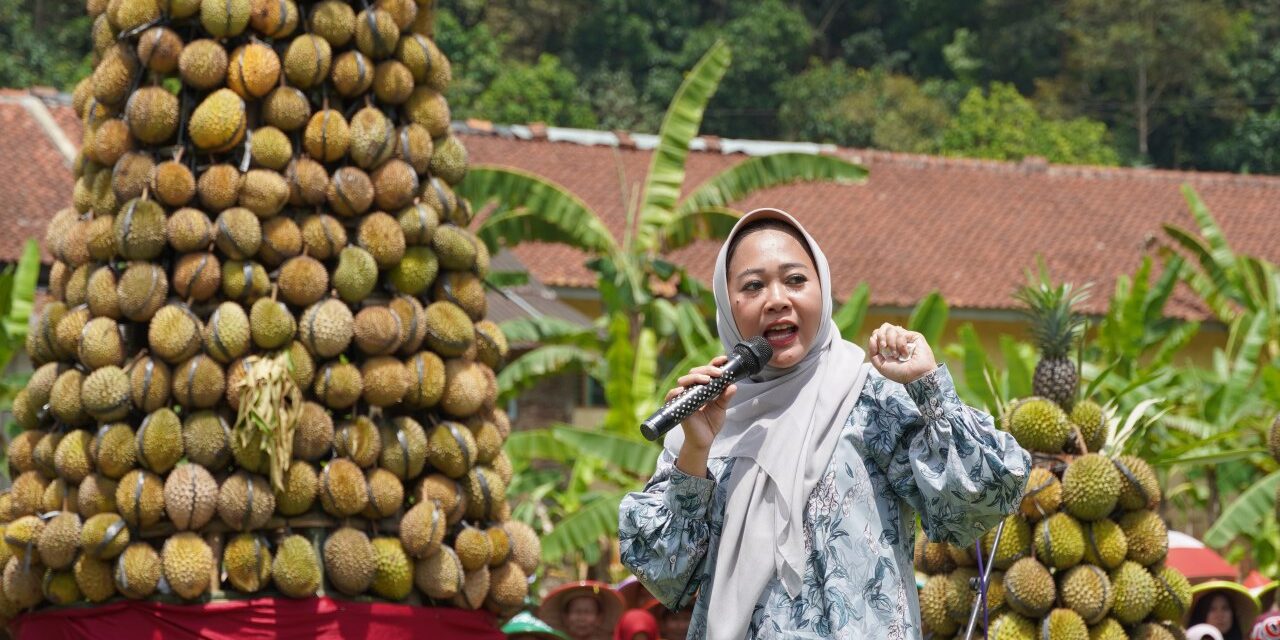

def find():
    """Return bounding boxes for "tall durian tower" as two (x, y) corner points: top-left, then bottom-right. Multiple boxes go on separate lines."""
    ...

(914, 271), (1192, 640)
(0, 0), (539, 624)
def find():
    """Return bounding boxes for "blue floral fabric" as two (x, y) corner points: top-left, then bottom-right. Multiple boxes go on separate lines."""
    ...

(618, 365), (1030, 639)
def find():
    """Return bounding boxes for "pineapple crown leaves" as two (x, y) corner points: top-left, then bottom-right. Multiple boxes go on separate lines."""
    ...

(1013, 258), (1092, 359)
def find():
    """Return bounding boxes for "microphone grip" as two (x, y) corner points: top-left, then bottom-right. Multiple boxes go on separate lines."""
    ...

(640, 373), (737, 442)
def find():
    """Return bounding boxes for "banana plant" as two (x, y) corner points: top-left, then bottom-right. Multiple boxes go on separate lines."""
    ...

(0, 240), (43, 477)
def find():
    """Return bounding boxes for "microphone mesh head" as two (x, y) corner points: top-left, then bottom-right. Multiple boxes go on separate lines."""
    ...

(736, 336), (773, 375)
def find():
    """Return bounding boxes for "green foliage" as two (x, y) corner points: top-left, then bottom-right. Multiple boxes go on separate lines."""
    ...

(777, 64), (951, 152)
(938, 83), (1120, 165)
(434, 7), (507, 119)
(0, 0), (92, 91)
(471, 53), (598, 128)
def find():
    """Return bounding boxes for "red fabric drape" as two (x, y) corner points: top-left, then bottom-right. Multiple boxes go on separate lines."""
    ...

(13, 596), (504, 640)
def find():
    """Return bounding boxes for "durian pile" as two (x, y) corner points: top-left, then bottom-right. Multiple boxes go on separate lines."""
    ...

(0, 0), (539, 627)
(914, 275), (1192, 640)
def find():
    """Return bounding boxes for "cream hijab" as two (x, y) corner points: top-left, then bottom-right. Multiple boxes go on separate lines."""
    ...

(663, 208), (870, 639)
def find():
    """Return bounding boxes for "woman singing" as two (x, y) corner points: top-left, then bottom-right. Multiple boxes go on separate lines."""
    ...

(618, 208), (1030, 639)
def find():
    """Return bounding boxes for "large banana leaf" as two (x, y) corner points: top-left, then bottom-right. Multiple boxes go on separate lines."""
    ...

(539, 487), (630, 565)
(1180, 185), (1241, 297)
(656, 206), (741, 252)
(0, 240), (38, 370)
(631, 328), (659, 420)
(500, 316), (599, 349)
(463, 166), (618, 255)
(908, 291), (949, 346)
(603, 312), (637, 432)
(635, 40), (732, 250)
(1205, 469), (1280, 548)
(676, 153), (868, 218)
(497, 345), (601, 403)
(550, 427), (660, 477)
(505, 428), (577, 466)
(834, 282), (871, 341)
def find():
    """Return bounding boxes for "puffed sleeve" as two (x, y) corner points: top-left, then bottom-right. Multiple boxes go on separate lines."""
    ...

(618, 448), (716, 609)
(860, 365), (1030, 546)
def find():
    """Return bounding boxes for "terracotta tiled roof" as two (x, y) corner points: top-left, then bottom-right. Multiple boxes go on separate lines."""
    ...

(6, 87), (1278, 320)
(0, 89), (80, 264)
(460, 129), (1280, 319)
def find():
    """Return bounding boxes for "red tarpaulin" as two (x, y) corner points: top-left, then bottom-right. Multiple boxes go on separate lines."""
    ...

(12, 596), (505, 640)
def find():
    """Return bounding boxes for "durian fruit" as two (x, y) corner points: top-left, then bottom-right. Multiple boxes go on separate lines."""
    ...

(292, 401), (334, 462)
(80, 512), (129, 560)
(427, 422), (475, 479)
(1117, 510), (1168, 566)
(452, 565), (489, 610)
(154, 162), (198, 208)
(259, 216), (303, 266)
(399, 500), (444, 559)
(299, 213), (346, 259)
(1113, 455), (1161, 512)
(388, 245), (438, 295)
(217, 471), (275, 531)
(1019, 465), (1062, 522)
(418, 473), (467, 526)
(222, 533), (272, 593)
(1040, 608), (1088, 640)
(1061, 453), (1121, 522)
(485, 561), (528, 615)
(1149, 565), (1192, 622)
(370, 537), (413, 600)
(128, 354), (171, 413)
(462, 466), (506, 522)
(1003, 557), (1055, 618)
(53, 429), (96, 483)
(455, 526), (491, 572)
(1109, 561), (1156, 625)
(44, 569), (82, 605)
(4, 556), (45, 609)
(278, 256), (329, 307)
(183, 411), (232, 470)
(324, 527), (376, 596)
(115, 469), (165, 528)
(319, 458), (369, 517)
(75, 553), (117, 602)
(313, 361), (362, 409)
(164, 463), (219, 531)
(415, 545), (463, 600)
(189, 89), (248, 153)
(1002, 397), (1072, 454)
(275, 460), (318, 516)
(115, 541), (161, 599)
(136, 407), (184, 474)
(299, 299), (355, 358)
(1058, 565), (1113, 625)
(361, 356), (409, 406)
(1082, 518), (1129, 570)
(474, 320), (509, 370)
(363, 468), (403, 519)
(1033, 512), (1085, 570)
(335, 416), (382, 468)
(37, 512), (82, 570)
(982, 514), (1030, 570)
(161, 532), (213, 600)
(425, 302), (473, 358)
(249, 297), (296, 349)
(204, 301), (251, 364)
(403, 350), (445, 409)
(1071, 400), (1107, 453)
(379, 416), (428, 480)
(78, 474), (120, 519)
(272, 534), (321, 598)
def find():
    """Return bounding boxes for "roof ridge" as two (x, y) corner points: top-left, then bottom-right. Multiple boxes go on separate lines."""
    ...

(455, 120), (1280, 187)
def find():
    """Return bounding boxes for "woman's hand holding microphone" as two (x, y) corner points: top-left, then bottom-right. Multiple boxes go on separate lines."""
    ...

(669, 355), (736, 479)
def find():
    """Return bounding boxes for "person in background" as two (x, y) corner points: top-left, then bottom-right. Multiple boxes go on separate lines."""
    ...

(1189, 581), (1262, 640)
(539, 580), (626, 640)
(656, 606), (691, 640)
(613, 609), (660, 640)
(1254, 582), (1280, 631)
(504, 610), (570, 640)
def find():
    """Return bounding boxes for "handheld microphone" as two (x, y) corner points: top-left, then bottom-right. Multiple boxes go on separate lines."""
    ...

(640, 336), (773, 442)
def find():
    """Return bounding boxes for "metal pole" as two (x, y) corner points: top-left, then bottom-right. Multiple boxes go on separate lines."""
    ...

(963, 519), (1005, 640)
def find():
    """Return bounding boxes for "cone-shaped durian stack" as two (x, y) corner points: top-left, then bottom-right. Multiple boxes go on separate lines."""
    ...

(914, 277), (1191, 640)
(0, 0), (536, 624)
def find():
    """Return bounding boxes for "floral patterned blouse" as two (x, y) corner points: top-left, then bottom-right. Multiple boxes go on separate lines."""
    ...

(618, 365), (1030, 640)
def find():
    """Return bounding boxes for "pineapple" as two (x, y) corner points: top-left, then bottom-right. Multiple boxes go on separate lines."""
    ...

(1014, 264), (1090, 412)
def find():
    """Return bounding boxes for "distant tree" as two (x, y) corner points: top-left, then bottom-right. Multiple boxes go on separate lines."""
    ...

(433, 8), (507, 118)
(1064, 0), (1234, 160)
(939, 83), (1120, 165)
(777, 63), (950, 153)
(1210, 109), (1280, 174)
(470, 53), (596, 128)
(580, 68), (662, 133)
(675, 0), (815, 139)
(0, 0), (92, 90)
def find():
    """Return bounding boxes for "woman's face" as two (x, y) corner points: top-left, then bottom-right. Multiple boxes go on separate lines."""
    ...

(564, 596), (601, 638)
(1207, 594), (1234, 632)
(728, 228), (823, 369)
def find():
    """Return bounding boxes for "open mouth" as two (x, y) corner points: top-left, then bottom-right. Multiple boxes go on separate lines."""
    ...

(764, 322), (799, 347)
